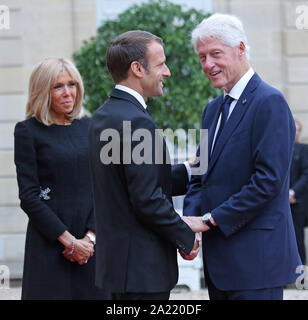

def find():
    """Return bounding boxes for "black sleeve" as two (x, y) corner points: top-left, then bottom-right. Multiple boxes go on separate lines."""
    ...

(14, 121), (68, 241)
(171, 164), (189, 196)
(123, 117), (195, 254)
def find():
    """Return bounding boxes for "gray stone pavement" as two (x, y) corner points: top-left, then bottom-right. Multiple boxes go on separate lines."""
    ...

(1, 286), (308, 300)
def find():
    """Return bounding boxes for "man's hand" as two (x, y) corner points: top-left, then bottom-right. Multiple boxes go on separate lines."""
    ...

(289, 194), (296, 204)
(182, 216), (210, 233)
(180, 233), (201, 260)
(188, 155), (197, 168)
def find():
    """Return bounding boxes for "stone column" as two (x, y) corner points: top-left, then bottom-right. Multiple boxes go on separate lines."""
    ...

(283, 0), (308, 142)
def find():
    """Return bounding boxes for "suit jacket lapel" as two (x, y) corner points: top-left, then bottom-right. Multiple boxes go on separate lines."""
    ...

(207, 95), (224, 158)
(205, 73), (261, 177)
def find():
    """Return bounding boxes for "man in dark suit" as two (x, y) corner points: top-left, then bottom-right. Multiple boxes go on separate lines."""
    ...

(88, 30), (201, 300)
(290, 120), (308, 265)
(182, 13), (301, 300)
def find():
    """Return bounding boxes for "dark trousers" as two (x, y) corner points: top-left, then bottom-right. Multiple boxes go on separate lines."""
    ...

(203, 259), (283, 300)
(112, 291), (170, 300)
(291, 205), (306, 265)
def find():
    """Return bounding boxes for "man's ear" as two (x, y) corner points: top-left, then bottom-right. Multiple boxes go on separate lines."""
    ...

(130, 61), (144, 78)
(239, 41), (246, 57)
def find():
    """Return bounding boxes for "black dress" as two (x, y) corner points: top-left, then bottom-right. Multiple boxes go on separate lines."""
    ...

(14, 116), (107, 300)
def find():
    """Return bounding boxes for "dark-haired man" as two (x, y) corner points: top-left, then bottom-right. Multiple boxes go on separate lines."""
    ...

(88, 30), (202, 300)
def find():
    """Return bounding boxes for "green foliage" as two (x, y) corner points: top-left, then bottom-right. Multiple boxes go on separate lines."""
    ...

(73, 0), (221, 130)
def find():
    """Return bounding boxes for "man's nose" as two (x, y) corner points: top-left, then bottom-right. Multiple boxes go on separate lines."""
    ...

(203, 56), (215, 71)
(164, 64), (171, 78)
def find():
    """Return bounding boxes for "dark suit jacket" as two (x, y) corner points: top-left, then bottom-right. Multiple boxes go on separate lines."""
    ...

(88, 88), (195, 293)
(184, 73), (301, 290)
(290, 142), (308, 210)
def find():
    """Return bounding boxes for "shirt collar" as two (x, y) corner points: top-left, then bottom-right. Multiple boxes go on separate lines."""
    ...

(224, 67), (254, 100)
(115, 84), (147, 110)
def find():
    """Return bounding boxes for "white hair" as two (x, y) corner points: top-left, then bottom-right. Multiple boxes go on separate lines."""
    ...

(191, 13), (250, 60)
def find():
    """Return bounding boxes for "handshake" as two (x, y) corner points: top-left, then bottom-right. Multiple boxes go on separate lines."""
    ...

(179, 215), (217, 261)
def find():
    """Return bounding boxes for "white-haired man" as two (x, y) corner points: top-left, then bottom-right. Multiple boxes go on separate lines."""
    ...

(182, 13), (301, 300)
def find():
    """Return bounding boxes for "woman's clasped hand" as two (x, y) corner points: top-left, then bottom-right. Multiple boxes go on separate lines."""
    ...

(62, 236), (94, 265)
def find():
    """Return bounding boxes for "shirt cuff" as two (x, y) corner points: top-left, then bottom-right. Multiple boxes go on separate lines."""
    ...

(184, 161), (192, 181)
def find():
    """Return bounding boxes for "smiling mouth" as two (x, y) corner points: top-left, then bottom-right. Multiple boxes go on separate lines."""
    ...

(210, 71), (221, 76)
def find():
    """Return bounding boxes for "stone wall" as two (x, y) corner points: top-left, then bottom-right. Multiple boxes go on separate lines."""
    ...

(214, 0), (308, 142)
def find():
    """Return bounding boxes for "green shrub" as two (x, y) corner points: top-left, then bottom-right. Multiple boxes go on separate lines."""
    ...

(73, 0), (221, 131)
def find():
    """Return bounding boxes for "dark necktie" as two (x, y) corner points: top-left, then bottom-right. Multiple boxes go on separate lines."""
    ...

(212, 95), (234, 151)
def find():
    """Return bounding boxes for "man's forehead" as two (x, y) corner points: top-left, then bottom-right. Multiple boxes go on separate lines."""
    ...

(146, 41), (165, 58)
(197, 37), (232, 51)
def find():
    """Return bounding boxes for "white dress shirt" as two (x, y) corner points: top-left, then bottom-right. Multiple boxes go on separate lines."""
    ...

(211, 68), (255, 154)
(115, 84), (148, 110)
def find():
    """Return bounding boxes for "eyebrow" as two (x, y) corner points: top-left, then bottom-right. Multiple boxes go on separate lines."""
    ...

(53, 80), (75, 85)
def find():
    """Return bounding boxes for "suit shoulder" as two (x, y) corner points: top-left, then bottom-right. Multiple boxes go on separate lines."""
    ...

(298, 143), (308, 153)
(254, 80), (290, 115)
(257, 80), (285, 101)
(91, 98), (152, 131)
(207, 94), (223, 107)
(202, 94), (223, 117)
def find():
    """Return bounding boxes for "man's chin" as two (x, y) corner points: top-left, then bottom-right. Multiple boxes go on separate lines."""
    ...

(152, 91), (164, 97)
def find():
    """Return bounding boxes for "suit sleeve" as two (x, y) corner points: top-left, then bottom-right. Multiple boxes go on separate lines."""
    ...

(171, 163), (188, 196)
(123, 117), (195, 254)
(85, 207), (96, 232)
(183, 140), (204, 217)
(183, 104), (210, 217)
(291, 144), (308, 199)
(14, 121), (68, 241)
(213, 93), (295, 236)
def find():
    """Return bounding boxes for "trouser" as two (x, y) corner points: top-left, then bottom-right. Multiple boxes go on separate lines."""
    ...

(203, 259), (283, 300)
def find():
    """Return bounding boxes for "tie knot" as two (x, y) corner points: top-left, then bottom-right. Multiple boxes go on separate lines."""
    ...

(223, 95), (234, 105)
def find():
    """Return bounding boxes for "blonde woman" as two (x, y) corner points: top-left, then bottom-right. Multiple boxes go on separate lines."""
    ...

(14, 57), (107, 300)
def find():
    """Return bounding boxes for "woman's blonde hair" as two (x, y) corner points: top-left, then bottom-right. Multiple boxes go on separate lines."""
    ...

(25, 57), (84, 125)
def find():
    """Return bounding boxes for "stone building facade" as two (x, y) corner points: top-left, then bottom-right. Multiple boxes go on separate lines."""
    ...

(0, 0), (307, 279)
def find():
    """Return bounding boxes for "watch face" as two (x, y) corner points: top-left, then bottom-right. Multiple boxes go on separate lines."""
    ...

(202, 213), (211, 222)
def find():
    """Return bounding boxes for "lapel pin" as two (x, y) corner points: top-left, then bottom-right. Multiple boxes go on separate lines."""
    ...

(242, 99), (247, 104)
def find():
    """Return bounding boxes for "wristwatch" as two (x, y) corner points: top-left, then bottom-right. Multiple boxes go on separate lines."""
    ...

(202, 212), (216, 229)
(86, 232), (96, 245)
